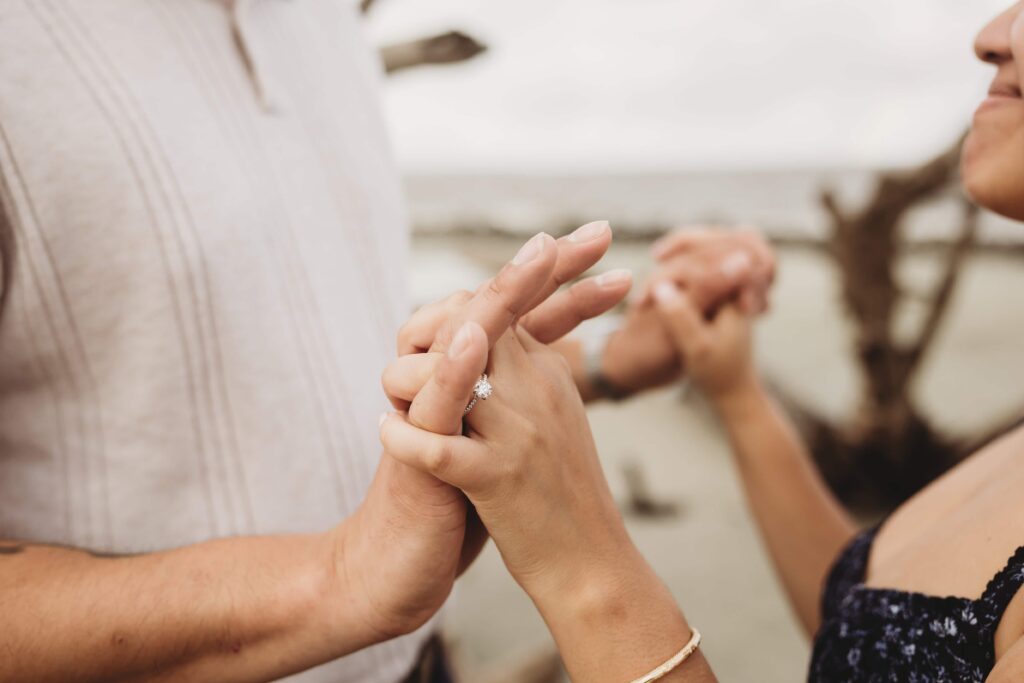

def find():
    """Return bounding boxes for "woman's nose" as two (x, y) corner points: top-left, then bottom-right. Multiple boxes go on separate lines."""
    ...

(975, 5), (1017, 64)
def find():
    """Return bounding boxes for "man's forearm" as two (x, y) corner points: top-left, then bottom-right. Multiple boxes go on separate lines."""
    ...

(0, 528), (370, 683)
(713, 383), (856, 636)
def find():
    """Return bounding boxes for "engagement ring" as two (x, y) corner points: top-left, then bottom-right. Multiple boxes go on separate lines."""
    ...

(464, 374), (493, 415)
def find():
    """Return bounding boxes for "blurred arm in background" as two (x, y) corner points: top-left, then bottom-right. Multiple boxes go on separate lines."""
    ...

(649, 281), (856, 637)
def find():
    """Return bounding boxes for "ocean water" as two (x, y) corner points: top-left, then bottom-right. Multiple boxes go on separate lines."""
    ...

(404, 170), (1020, 245)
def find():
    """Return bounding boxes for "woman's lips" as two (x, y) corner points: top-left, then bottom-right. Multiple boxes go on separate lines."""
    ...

(976, 95), (1020, 115)
(975, 87), (1023, 117)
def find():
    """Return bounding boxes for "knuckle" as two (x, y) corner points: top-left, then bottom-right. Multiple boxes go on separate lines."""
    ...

(485, 278), (519, 321)
(448, 289), (473, 306)
(432, 362), (457, 395)
(424, 440), (453, 475)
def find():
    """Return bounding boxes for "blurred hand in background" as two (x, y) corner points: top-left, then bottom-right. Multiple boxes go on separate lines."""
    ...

(578, 227), (775, 399)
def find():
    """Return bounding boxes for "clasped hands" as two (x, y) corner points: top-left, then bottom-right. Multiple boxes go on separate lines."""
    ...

(337, 221), (773, 656)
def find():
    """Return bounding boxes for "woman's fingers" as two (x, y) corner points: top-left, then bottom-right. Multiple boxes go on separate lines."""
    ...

(380, 412), (492, 492)
(462, 328), (531, 438)
(709, 302), (751, 339)
(430, 233), (558, 355)
(408, 321), (489, 436)
(650, 281), (709, 355)
(519, 269), (633, 344)
(382, 352), (444, 409)
(402, 223), (613, 357)
(650, 226), (721, 261)
(641, 228), (775, 312)
(521, 221), (613, 314)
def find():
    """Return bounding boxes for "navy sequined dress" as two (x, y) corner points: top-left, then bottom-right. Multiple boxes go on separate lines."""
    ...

(808, 526), (1024, 682)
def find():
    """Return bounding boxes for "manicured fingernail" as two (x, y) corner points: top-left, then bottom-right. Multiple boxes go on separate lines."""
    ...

(596, 268), (632, 288)
(721, 251), (753, 279)
(448, 322), (475, 360)
(653, 281), (681, 304)
(512, 232), (549, 266)
(568, 220), (610, 243)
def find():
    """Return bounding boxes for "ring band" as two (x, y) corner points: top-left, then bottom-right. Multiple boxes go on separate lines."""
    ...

(464, 374), (493, 415)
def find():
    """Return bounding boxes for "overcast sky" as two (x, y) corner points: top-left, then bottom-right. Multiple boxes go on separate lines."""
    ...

(364, 0), (1010, 173)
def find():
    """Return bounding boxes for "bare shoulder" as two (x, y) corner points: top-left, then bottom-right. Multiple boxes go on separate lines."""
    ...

(867, 425), (1024, 598)
(881, 424), (1024, 539)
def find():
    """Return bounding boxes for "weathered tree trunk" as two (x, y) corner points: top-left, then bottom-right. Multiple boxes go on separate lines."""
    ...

(787, 136), (990, 508)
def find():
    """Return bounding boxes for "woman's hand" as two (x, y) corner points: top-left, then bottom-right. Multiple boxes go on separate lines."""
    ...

(380, 328), (713, 682)
(340, 224), (635, 643)
(593, 227), (774, 398)
(650, 280), (759, 406)
(384, 327), (630, 597)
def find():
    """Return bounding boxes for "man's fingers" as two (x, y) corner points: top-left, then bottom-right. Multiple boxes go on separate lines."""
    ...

(397, 290), (473, 356)
(431, 232), (558, 355)
(521, 221), (613, 314)
(410, 321), (489, 436)
(520, 269), (632, 344)
(650, 281), (709, 354)
(380, 412), (492, 493)
(382, 352), (444, 408)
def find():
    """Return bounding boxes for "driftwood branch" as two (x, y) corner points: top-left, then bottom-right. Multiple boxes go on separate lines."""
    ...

(902, 200), (980, 379)
(792, 134), (982, 507)
(381, 31), (487, 74)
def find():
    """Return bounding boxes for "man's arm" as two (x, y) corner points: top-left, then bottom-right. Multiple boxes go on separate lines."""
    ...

(0, 530), (374, 683)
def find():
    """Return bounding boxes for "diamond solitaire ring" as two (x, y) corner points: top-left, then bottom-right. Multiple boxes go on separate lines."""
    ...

(464, 374), (493, 415)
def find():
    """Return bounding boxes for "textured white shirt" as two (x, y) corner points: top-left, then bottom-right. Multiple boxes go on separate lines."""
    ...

(0, 1), (427, 680)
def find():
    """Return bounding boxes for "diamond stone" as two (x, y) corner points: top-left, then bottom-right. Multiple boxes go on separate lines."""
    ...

(473, 375), (493, 400)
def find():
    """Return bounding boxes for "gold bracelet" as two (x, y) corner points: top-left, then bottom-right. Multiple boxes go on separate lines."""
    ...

(627, 628), (702, 683)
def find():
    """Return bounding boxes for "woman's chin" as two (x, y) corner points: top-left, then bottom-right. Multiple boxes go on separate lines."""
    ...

(962, 135), (1024, 222)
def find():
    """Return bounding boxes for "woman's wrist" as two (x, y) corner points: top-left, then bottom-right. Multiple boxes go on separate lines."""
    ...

(529, 547), (693, 682)
(707, 375), (766, 421)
